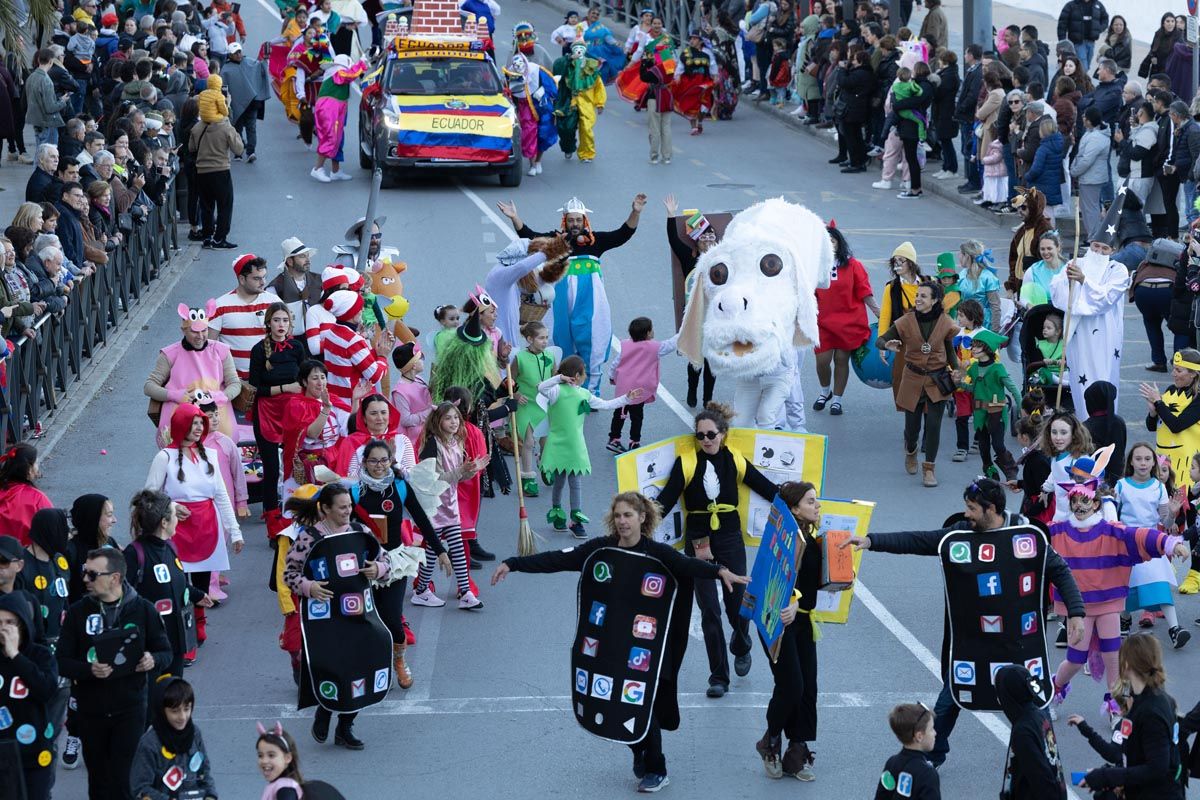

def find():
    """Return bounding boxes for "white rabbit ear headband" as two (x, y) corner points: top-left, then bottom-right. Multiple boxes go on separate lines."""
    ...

(255, 721), (290, 751)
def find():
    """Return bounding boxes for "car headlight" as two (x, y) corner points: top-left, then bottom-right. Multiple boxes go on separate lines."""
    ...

(502, 105), (516, 122)
(383, 109), (402, 130)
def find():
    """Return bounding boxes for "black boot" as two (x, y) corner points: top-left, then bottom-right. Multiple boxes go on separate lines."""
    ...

(469, 539), (495, 561)
(334, 717), (365, 750)
(312, 707), (331, 743)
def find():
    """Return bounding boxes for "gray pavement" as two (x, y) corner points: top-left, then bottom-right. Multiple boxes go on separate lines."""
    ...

(22, 1), (1200, 797)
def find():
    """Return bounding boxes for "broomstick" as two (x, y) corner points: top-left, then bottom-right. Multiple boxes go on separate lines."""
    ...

(1051, 193), (1085, 410)
(506, 372), (537, 556)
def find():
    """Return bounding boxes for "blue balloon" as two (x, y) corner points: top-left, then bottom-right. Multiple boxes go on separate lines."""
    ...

(851, 323), (894, 389)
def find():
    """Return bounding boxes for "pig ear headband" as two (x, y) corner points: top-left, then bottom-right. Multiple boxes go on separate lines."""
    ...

(255, 721), (290, 751)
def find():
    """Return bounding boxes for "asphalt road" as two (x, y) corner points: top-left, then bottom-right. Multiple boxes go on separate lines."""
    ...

(36, 2), (1200, 797)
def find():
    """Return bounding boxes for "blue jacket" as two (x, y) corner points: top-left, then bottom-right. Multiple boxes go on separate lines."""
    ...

(1024, 131), (1065, 205)
(54, 201), (85, 268)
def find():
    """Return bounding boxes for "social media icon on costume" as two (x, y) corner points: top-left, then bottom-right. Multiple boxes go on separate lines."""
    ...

(85, 614), (102, 635)
(1021, 612), (1039, 636)
(977, 572), (1002, 596)
(593, 561), (612, 583)
(1012, 534), (1038, 559)
(574, 668), (589, 694)
(190, 752), (205, 772)
(978, 543), (995, 562)
(15, 724), (35, 745)
(163, 765), (184, 791)
(1120, 719), (1133, 738)
(1024, 657), (1044, 678)
(588, 601), (606, 626)
(374, 668), (390, 693)
(153, 564), (171, 584)
(319, 681), (338, 700)
(0, 707), (11, 730)
(641, 573), (665, 598)
(980, 615), (1003, 634)
(308, 599), (331, 620)
(621, 680), (646, 706)
(154, 599), (174, 616)
(990, 663), (1013, 682)
(351, 679), (366, 699)
(336, 553), (359, 577)
(897, 771), (913, 797)
(9, 678), (27, 700)
(341, 594), (364, 615)
(952, 661), (976, 685)
(591, 674), (613, 700)
(311, 558), (329, 580)
(628, 647), (652, 672)
(948, 542), (971, 564)
(363, 589), (374, 612)
(1019, 572), (1036, 596)
(54, 577), (67, 597)
(632, 615), (657, 639)
(581, 636), (599, 657)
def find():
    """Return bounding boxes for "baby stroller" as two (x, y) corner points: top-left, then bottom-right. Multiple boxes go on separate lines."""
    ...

(1019, 303), (1073, 412)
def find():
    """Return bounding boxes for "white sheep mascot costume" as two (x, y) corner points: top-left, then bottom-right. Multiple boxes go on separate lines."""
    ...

(677, 198), (833, 428)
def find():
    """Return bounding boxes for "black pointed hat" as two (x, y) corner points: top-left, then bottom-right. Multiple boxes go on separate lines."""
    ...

(1089, 181), (1129, 248)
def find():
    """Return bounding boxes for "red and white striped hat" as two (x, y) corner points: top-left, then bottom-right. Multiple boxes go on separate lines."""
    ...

(323, 289), (364, 322)
(321, 265), (364, 293)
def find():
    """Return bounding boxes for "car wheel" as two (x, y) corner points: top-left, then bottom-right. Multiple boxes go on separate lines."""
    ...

(499, 130), (523, 187)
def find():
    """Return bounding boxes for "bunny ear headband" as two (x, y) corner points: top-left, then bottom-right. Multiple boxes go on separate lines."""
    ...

(255, 721), (290, 750)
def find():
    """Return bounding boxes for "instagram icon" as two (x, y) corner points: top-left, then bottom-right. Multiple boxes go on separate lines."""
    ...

(641, 573), (665, 598)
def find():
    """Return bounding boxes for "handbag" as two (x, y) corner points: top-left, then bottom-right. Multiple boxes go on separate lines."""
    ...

(931, 368), (957, 396)
(231, 383), (256, 414)
(147, 398), (162, 426)
(1137, 52), (1153, 79)
(117, 212), (134, 235)
(746, 21), (767, 43)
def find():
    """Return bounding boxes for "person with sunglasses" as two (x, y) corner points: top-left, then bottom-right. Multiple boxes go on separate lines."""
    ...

(654, 402), (779, 698)
(56, 546), (172, 800)
(332, 214), (390, 271)
(875, 702), (940, 799)
(844, 478), (1086, 768)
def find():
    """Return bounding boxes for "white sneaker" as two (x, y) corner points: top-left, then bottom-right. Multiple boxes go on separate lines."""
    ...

(663, 157), (671, 164)
(534, 162), (542, 175)
(900, 180), (910, 190)
(528, 164), (538, 175)
(649, 154), (659, 164)
(866, 146), (884, 158)
(564, 152), (573, 160)
(458, 590), (483, 610)
(789, 105), (806, 116)
(62, 736), (81, 769)
(871, 180), (893, 190)
(920, 142), (932, 153)
(330, 170), (352, 181)
(310, 167), (331, 183)
(411, 588), (445, 607)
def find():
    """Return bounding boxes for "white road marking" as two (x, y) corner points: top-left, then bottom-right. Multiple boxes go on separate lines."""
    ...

(404, 605), (443, 702)
(482, 231), (496, 243)
(193, 690), (940, 721)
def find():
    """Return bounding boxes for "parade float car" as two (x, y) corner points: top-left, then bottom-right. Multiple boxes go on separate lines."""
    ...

(358, 32), (522, 187)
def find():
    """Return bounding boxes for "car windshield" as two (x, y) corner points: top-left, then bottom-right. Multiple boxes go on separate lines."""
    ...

(386, 56), (502, 95)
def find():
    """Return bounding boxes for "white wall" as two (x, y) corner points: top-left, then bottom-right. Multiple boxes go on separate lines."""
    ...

(999, 0), (1182, 45)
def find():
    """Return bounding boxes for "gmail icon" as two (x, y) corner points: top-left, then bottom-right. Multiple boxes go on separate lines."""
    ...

(980, 615), (1004, 634)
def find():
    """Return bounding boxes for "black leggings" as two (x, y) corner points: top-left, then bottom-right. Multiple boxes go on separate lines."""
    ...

(375, 575), (407, 641)
(975, 412), (1010, 469)
(608, 403), (645, 442)
(630, 715), (666, 775)
(687, 360), (716, 405)
(253, 408), (282, 511)
(762, 616), (817, 742)
(842, 121), (868, 167)
(902, 136), (922, 192)
(903, 397), (945, 462)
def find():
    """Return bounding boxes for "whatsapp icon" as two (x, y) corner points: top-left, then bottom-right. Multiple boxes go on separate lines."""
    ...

(593, 561), (612, 583)
(948, 542), (971, 564)
(319, 681), (338, 700)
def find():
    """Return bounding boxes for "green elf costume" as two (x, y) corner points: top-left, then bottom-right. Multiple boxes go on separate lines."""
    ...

(961, 328), (1021, 481)
(936, 252), (961, 319)
(512, 345), (558, 497)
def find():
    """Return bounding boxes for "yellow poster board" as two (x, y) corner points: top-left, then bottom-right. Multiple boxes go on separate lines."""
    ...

(811, 499), (874, 625)
(614, 428), (828, 547)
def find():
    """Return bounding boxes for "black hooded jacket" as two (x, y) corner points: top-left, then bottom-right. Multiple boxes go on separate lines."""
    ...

(0, 592), (59, 769)
(1074, 686), (1185, 799)
(996, 665), (1068, 799)
(19, 508), (71, 644)
(66, 494), (110, 605)
(1083, 381), (1126, 487)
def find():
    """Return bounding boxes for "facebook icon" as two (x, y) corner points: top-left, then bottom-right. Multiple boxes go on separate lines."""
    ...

(977, 572), (1001, 597)
(588, 601), (606, 626)
(311, 558), (329, 581)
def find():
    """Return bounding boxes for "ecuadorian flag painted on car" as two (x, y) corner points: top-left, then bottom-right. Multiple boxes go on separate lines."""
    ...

(388, 95), (514, 162)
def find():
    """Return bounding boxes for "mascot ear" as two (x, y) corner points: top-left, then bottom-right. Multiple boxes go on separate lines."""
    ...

(792, 210), (835, 347)
(677, 275), (705, 367)
(177, 303), (190, 320)
(205, 298), (218, 318)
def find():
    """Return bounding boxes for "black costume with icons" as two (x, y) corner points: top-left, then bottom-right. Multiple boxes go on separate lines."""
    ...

(995, 665), (1068, 799)
(0, 592), (59, 800)
(504, 535), (721, 777)
(655, 448), (778, 688)
(123, 536), (197, 679)
(55, 583), (172, 800)
(874, 747), (941, 799)
(1073, 686), (1185, 800)
(20, 508), (71, 645)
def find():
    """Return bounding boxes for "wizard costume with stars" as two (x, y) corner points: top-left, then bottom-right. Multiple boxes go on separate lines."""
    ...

(1049, 184), (1131, 420)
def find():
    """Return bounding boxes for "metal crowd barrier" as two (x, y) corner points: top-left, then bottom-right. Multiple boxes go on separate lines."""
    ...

(2, 178), (180, 445)
(602, 0), (697, 44)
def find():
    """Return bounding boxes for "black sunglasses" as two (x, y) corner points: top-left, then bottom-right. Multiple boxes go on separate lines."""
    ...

(82, 568), (114, 581)
(695, 431), (720, 441)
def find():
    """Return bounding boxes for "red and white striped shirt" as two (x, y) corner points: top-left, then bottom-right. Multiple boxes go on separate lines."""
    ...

(208, 289), (283, 378)
(319, 322), (387, 406)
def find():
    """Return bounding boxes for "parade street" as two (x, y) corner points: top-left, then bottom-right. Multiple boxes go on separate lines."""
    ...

(25, 1), (1197, 797)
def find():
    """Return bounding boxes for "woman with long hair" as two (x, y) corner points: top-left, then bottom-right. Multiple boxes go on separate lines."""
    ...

(955, 239), (1002, 329)
(876, 242), (925, 401)
(1097, 15), (1132, 71)
(812, 223), (878, 416)
(248, 302), (307, 511)
(654, 402), (778, 697)
(0, 442), (52, 545)
(492, 490), (747, 793)
(1141, 13), (1182, 78)
(144, 404), (242, 647)
(66, 493), (115, 603)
